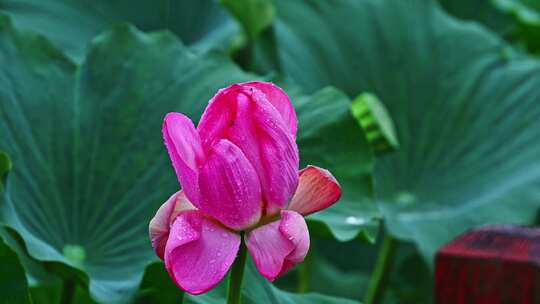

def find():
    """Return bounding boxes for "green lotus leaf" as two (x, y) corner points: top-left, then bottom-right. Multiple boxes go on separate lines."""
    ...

(0, 13), (375, 302)
(295, 88), (379, 242)
(0, 152), (10, 192)
(0, 15), (253, 302)
(273, 238), (431, 303)
(0, 0), (239, 61)
(139, 254), (363, 304)
(437, 0), (540, 53)
(0, 234), (31, 304)
(437, 0), (514, 36)
(248, 0), (540, 264)
(240, 260), (359, 304)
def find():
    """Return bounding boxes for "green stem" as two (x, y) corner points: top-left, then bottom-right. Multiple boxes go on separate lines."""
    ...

(297, 252), (312, 293)
(60, 278), (75, 304)
(227, 234), (247, 304)
(364, 235), (397, 304)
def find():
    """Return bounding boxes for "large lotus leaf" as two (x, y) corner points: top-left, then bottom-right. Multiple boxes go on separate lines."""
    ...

(0, 16), (255, 302)
(0, 0), (239, 61)
(186, 259), (359, 304)
(0, 225), (70, 304)
(281, 239), (431, 303)
(0, 14), (376, 303)
(0, 234), (30, 304)
(294, 88), (378, 242)
(250, 0), (540, 263)
(438, 0), (540, 53)
(241, 260), (359, 304)
(437, 0), (514, 36)
(274, 240), (373, 300)
(274, 238), (431, 303)
(0, 152), (9, 193)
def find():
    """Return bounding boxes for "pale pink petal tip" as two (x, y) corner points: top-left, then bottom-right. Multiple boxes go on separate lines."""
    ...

(246, 210), (310, 281)
(164, 211), (240, 295)
(149, 191), (196, 260)
(288, 165), (342, 216)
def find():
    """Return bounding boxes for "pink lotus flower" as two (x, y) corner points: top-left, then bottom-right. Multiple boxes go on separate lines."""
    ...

(149, 81), (341, 295)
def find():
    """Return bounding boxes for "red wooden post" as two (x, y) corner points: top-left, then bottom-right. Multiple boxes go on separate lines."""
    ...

(435, 225), (540, 304)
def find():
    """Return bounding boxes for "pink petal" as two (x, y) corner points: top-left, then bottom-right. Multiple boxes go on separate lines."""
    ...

(245, 210), (309, 281)
(198, 139), (262, 230)
(163, 113), (205, 205)
(164, 211), (240, 295)
(288, 166), (342, 216)
(227, 92), (295, 215)
(196, 83), (299, 215)
(250, 91), (299, 214)
(241, 81), (297, 137)
(197, 82), (297, 148)
(197, 86), (239, 151)
(227, 93), (263, 178)
(149, 191), (196, 260)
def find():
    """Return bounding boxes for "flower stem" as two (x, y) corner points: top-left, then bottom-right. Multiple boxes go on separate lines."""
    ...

(364, 234), (397, 304)
(227, 234), (247, 304)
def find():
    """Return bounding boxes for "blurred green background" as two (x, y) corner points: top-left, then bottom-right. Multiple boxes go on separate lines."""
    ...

(1, 0), (540, 303)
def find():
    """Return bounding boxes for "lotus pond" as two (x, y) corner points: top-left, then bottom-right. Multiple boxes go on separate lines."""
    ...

(1, 0), (540, 303)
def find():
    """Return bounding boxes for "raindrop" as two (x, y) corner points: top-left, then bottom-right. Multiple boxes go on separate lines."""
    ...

(345, 216), (366, 225)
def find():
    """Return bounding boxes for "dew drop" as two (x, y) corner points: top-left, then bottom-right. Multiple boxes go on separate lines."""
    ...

(345, 216), (366, 225)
